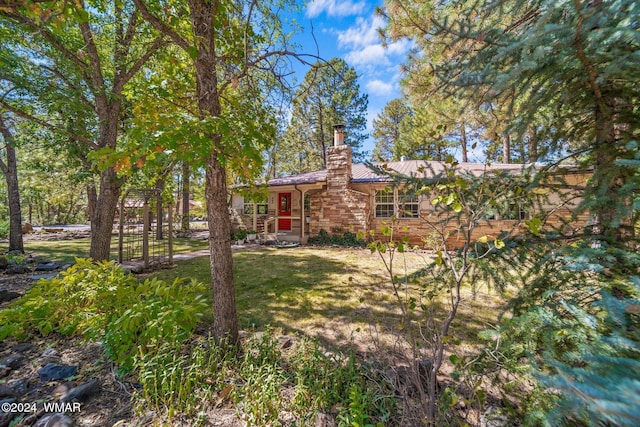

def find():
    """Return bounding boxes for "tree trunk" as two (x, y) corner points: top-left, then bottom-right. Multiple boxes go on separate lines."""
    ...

(205, 154), (238, 346)
(460, 121), (468, 163)
(0, 117), (24, 253)
(86, 184), (97, 222)
(89, 167), (121, 260)
(502, 132), (511, 163)
(190, 0), (239, 346)
(5, 144), (24, 253)
(592, 97), (624, 243)
(181, 161), (190, 231)
(318, 104), (327, 168)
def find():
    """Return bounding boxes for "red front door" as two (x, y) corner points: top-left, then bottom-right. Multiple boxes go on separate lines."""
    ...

(278, 192), (292, 231)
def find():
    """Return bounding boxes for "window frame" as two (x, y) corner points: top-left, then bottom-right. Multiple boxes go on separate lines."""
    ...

(243, 201), (268, 215)
(374, 187), (420, 219)
(374, 188), (395, 218)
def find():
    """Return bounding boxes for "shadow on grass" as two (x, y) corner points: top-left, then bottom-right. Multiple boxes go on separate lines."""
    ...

(153, 247), (502, 357)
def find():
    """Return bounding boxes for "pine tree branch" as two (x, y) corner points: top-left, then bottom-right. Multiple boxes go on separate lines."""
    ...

(572, 0), (605, 111)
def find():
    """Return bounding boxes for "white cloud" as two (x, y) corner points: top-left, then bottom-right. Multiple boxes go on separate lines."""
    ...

(345, 44), (388, 67)
(366, 79), (394, 96)
(337, 15), (385, 49)
(306, 0), (367, 18)
(337, 15), (413, 69)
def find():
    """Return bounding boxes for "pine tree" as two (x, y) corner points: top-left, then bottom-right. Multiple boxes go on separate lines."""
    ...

(371, 98), (413, 161)
(278, 58), (368, 174)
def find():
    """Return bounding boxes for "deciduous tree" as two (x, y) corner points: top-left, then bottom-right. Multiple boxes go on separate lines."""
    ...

(0, 0), (165, 260)
(0, 111), (23, 252)
(133, 0), (309, 346)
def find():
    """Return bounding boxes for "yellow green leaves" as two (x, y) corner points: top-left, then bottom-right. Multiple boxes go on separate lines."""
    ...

(525, 217), (542, 236)
(477, 235), (505, 249)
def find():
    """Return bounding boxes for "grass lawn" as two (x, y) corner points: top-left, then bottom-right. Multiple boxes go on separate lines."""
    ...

(3, 236), (209, 263)
(148, 246), (506, 356)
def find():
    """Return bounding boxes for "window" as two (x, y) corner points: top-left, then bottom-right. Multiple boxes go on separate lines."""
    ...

(243, 201), (268, 215)
(482, 200), (529, 221)
(375, 188), (420, 219)
(504, 202), (529, 220)
(375, 189), (395, 218)
(398, 189), (419, 218)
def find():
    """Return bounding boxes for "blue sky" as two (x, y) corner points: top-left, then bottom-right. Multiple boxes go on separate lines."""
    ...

(289, 0), (414, 155)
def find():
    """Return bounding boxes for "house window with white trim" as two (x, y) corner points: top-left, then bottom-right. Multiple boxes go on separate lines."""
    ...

(482, 200), (529, 221)
(398, 189), (419, 218)
(375, 188), (395, 218)
(374, 188), (420, 219)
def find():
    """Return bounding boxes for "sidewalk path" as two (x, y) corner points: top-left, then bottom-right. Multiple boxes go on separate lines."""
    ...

(119, 243), (261, 272)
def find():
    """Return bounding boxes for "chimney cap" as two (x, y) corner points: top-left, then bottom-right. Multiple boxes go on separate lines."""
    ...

(333, 123), (346, 130)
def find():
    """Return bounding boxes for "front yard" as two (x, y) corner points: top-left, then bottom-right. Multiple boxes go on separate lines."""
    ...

(1, 239), (509, 426)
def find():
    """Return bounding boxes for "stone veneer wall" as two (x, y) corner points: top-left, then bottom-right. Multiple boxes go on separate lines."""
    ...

(308, 145), (370, 236)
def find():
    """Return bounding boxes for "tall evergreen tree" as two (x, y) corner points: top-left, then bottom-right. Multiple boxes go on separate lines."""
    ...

(278, 58), (368, 174)
(371, 98), (412, 161)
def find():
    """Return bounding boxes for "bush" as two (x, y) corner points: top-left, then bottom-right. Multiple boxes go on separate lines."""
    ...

(0, 258), (209, 371)
(308, 228), (366, 247)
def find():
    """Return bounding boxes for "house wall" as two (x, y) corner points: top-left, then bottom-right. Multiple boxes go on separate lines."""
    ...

(363, 171), (591, 249)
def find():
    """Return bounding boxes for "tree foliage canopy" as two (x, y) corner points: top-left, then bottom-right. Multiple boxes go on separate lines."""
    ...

(277, 58), (368, 175)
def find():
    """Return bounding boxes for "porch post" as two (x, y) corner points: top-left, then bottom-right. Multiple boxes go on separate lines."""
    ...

(299, 188), (306, 241)
(252, 201), (257, 231)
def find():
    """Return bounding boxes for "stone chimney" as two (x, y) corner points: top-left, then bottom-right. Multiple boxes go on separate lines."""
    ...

(326, 124), (351, 194)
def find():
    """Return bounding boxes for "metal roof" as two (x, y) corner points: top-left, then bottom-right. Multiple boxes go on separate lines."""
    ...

(266, 169), (327, 186)
(265, 160), (532, 187)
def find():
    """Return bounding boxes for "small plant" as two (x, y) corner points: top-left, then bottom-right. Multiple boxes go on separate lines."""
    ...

(233, 229), (248, 242)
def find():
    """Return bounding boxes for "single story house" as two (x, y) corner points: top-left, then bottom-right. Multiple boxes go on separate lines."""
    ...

(230, 126), (589, 248)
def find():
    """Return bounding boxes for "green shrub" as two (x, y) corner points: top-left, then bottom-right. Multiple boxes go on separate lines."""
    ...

(0, 258), (209, 371)
(135, 338), (234, 418)
(287, 337), (394, 425)
(308, 229), (366, 247)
